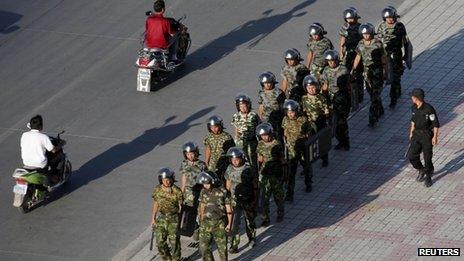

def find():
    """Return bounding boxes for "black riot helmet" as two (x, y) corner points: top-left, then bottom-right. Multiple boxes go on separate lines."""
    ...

(283, 99), (299, 112)
(382, 6), (400, 21)
(182, 141), (200, 159)
(235, 93), (252, 111)
(359, 23), (376, 36)
(343, 7), (360, 22)
(255, 122), (274, 136)
(303, 75), (320, 94)
(226, 147), (246, 159)
(259, 71), (278, 87)
(206, 115), (224, 132)
(308, 23), (327, 36)
(158, 167), (175, 184)
(284, 48), (303, 62)
(196, 171), (219, 186)
(324, 50), (340, 62)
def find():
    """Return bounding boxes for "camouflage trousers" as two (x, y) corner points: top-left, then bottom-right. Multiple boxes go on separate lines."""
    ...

(310, 63), (325, 81)
(230, 201), (256, 249)
(235, 138), (258, 174)
(183, 187), (201, 207)
(343, 51), (364, 106)
(364, 66), (384, 124)
(387, 51), (404, 102)
(260, 175), (285, 222)
(199, 218), (228, 261)
(155, 214), (181, 261)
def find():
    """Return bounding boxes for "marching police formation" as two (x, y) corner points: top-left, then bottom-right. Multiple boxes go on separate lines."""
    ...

(150, 6), (439, 261)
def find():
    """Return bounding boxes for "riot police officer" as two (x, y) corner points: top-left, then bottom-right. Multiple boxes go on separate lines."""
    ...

(339, 7), (364, 107)
(352, 23), (387, 128)
(281, 48), (309, 103)
(321, 50), (351, 150)
(306, 23), (334, 80)
(258, 71), (286, 140)
(377, 6), (409, 108)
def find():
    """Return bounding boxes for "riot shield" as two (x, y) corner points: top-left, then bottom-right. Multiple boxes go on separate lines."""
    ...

(305, 127), (332, 163)
(404, 37), (413, 70)
(385, 55), (393, 85)
(179, 204), (197, 237)
(229, 206), (243, 237)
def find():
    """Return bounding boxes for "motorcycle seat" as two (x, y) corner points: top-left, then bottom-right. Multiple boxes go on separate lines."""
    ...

(149, 48), (169, 54)
(13, 168), (32, 178)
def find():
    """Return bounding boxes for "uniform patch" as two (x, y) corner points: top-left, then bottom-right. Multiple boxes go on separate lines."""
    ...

(429, 114), (436, 121)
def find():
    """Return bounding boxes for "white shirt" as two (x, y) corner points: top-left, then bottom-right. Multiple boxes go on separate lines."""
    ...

(20, 130), (54, 168)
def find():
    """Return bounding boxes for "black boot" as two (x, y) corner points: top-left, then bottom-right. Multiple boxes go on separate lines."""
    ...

(424, 173), (433, 187)
(389, 97), (397, 108)
(416, 168), (425, 182)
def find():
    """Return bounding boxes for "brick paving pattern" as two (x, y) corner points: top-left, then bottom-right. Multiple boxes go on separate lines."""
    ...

(133, 0), (464, 260)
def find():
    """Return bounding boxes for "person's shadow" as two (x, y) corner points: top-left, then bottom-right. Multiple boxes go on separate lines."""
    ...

(0, 10), (22, 34)
(49, 106), (215, 201)
(432, 148), (464, 183)
(172, 1), (313, 79)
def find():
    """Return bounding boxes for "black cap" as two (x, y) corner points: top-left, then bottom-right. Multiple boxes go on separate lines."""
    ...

(411, 88), (425, 100)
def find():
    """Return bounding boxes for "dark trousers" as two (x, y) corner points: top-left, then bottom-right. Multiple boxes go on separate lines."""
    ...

(315, 118), (329, 164)
(333, 112), (349, 146)
(288, 157), (312, 196)
(408, 131), (434, 174)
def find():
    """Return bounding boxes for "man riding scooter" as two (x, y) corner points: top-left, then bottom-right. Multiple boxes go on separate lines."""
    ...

(145, 0), (184, 67)
(20, 115), (65, 186)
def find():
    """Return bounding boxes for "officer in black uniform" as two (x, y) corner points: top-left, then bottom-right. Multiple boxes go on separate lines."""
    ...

(408, 88), (439, 187)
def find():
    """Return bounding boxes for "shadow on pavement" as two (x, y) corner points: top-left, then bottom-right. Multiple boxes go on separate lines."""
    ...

(0, 10), (22, 34)
(48, 106), (215, 202)
(175, 1), (314, 78)
(232, 27), (464, 260)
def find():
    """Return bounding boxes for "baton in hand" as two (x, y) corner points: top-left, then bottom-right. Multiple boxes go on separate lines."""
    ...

(149, 228), (155, 251)
(404, 142), (411, 158)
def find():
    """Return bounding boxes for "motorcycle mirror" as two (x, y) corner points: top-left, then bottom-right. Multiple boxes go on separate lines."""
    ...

(145, 11), (152, 16)
(178, 14), (187, 22)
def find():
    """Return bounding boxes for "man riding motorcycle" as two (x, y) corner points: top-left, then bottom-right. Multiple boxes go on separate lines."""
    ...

(145, 0), (182, 65)
(20, 115), (65, 185)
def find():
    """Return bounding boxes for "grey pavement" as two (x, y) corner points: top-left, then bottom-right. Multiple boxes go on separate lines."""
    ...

(129, 0), (464, 260)
(7, 0), (464, 260)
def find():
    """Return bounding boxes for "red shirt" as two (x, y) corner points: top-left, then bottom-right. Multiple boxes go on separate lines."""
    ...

(145, 14), (175, 49)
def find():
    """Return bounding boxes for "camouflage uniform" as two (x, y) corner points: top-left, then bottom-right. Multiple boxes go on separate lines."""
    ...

(204, 132), (235, 179)
(301, 93), (329, 164)
(258, 88), (285, 138)
(307, 37), (333, 80)
(301, 94), (329, 132)
(231, 112), (260, 172)
(340, 22), (364, 104)
(198, 187), (232, 261)
(282, 115), (313, 197)
(356, 38), (386, 124)
(377, 21), (407, 104)
(257, 139), (285, 222)
(152, 185), (183, 261)
(321, 64), (351, 146)
(180, 159), (207, 206)
(224, 163), (256, 249)
(281, 63), (309, 102)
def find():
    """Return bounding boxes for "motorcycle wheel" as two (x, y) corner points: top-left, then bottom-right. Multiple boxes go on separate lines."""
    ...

(63, 161), (72, 183)
(19, 190), (32, 214)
